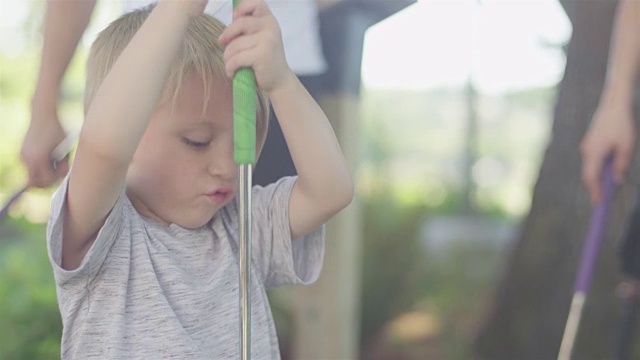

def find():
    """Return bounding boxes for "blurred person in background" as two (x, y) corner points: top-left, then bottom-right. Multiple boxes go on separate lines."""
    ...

(580, 0), (638, 203)
(580, 0), (640, 346)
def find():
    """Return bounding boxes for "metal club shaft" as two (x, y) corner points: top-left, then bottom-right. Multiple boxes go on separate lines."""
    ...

(231, 1), (257, 356)
(239, 164), (252, 360)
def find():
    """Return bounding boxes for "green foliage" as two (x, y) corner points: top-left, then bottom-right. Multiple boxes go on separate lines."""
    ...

(0, 219), (62, 359)
(360, 86), (554, 218)
(0, 52), (37, 192)
(358, 184), (509, 359)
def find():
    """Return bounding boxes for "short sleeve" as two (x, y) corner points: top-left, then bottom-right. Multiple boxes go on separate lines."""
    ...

(250, 176), (325, 289)
(46, 176), (127, 289)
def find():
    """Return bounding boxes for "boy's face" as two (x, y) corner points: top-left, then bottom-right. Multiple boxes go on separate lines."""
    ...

(126, 71), (237, 228)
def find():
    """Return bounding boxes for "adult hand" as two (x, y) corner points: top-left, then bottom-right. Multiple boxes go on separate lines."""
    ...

(580, 101), (636, 204)
(21, 101), (69, 188)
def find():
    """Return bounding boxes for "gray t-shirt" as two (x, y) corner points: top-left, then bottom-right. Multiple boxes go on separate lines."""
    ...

(47, 176), (324, 359)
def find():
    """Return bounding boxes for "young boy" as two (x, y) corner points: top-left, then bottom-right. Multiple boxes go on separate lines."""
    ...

(46, 0), (353, 358)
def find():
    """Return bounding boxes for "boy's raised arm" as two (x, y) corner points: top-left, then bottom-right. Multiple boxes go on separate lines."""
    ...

(220, 0), (353, 239)
(269, 75), (354, 239)
(62, 1), (205, 270)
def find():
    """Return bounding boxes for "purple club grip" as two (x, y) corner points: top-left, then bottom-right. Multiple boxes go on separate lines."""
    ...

(574, 158), (616, 293)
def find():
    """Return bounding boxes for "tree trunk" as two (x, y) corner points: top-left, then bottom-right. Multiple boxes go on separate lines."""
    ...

(474, 0), (640, 359)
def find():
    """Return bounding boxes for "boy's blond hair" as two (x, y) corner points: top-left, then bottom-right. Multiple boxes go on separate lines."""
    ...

(84, 4), (270, 152)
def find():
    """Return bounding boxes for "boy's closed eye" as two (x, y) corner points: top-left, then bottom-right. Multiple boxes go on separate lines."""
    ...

(182, 137), (211, 149)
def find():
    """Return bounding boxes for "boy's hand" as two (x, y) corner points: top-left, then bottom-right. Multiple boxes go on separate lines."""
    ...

(580, 101), (636, 204)
(218, 0), (293, 92)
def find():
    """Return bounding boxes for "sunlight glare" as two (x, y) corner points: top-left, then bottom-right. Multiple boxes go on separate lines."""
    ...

(362, 0), (572, 94)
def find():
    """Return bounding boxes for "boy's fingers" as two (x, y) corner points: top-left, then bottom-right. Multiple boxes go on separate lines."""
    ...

(219, 17), (261, 45)
(232, 0), (258, 18)
(233, 0), (270, 19)
(225, 49), (257, 78)
(223, 34), (257, 63)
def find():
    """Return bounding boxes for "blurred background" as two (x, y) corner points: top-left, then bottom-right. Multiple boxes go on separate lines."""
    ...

(1, 0), (639, 359)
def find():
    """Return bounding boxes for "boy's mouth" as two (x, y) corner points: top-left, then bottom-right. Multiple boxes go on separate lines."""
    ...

(206, 188), (233, 204)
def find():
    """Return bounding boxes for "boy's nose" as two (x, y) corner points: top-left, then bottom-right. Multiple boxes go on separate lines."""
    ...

(208, 152), (237, 181)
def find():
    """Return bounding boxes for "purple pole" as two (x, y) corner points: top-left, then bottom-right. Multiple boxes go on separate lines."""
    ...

(558, 157), (616, 360)
(574, 158), (616, 293)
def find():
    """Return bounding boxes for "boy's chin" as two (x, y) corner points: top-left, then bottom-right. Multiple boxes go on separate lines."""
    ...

(176, 215), (214, 229)
(173, 209), (219, 229)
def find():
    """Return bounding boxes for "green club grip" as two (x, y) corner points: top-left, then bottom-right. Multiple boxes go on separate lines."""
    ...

(232, 0), (256, 165)
(233, 68), (256, 165)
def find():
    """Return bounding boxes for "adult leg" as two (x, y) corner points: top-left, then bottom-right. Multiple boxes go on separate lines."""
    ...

(253, 74), (325, 186)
